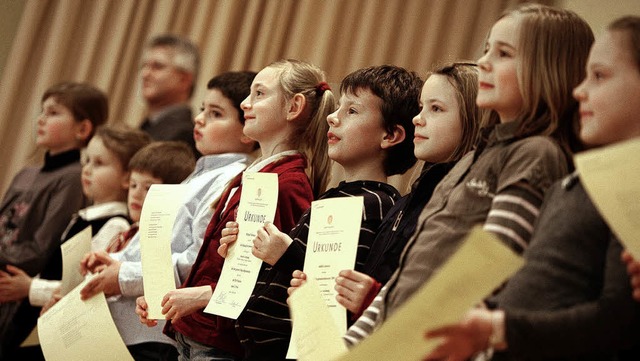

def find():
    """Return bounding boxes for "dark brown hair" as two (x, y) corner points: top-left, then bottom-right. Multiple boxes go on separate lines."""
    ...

(129, 141), (195, 184)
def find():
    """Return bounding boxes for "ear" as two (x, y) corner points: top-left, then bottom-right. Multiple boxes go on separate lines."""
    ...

(75, 119), (93, 144)
(380, 125), (406, 149)
(286, 93), (308, 121)
(178, 71), (194, 93)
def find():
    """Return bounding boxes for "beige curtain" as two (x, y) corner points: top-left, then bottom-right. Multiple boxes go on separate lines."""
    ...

(0, 0), (552, 196)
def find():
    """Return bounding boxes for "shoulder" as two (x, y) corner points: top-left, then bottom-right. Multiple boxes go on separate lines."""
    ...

(507, 136), (566, 162)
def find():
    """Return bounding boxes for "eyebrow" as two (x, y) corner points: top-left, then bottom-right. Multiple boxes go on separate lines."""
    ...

(495, 40), (516, 50)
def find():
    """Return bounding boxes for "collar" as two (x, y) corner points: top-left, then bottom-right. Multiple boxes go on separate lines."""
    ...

(78, 201), (128, 221)
(42, 149), (81, 172)
(191, 153), (252, 175)
(561, 170), (580, 190)
(246, 150), (301, 173)
(490, 120), (522, 144)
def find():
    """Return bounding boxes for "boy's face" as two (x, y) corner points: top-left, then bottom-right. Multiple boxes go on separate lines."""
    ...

(193, 88), (254, 155)
(574, 30), (640, 147)
(36, 97), (85, 155)
(413, 75), (463, 163)
(82, 136), (129, 204)
(326, 88), (389, 171)
(127, 171), (163, 223)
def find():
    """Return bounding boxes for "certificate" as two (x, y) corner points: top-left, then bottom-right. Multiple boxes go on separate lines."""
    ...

(205, 172), (279, 319)
(338, 226), (523, 361)
(575, 138), (640, 258)
(60, 225), (92, 295)
(288, 278), (348, 361)
(38, 277), (133, 361)
(287, 196), (363, 358)
(140, 184), (188, 319)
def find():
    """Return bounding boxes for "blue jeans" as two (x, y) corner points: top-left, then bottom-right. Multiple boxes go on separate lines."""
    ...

(174, 332), (240, 361)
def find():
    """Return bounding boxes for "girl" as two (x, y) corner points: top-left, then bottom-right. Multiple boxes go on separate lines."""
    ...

(0, 82), (108, 358)
(343, 3), (594, 348)
(224, 65), (422, 360)
(136, 59), (336, 361)
(425, 15), (640, 361)
(328, 62), (484, 319)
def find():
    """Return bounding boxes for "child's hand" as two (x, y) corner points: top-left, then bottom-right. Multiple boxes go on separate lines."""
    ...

(0, 265), (32, 302)
(80, 251), (111, 275)
(218, 221), (240, 258)
(253, 222), (293, 266)
(161, 285), (212, 321)
(334, 269), (376, 314)
(80, 253), (121, 300)
(287, 270), (307, 300)
(41, 288), (62, 316)
(136, 296), (158, 327)
(622, 250), (640, 301)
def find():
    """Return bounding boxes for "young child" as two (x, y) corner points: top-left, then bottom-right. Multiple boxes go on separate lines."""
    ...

(79, 140), (195, 360)
(0, 82), (108, 358)
(136, 59), (336, 361)
(216, 65), (422, 359)
(291, 62), (484, 320)
(80, 71), (258, 360)
(343, 3), (594, 348)
(424, 15), (640, 361)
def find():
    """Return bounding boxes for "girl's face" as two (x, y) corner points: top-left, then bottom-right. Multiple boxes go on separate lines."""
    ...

(477, 16), (524, 123)
(326, 88), (388, 171)
(412, 75), (463, 163)
(573, 30), (640, 146)
(81, 136), (129, 204)
(36, 97), (85, 154)
(127, 170), (163, 223)
(194, 88), (254, 155)
(240, 66), (290, 151)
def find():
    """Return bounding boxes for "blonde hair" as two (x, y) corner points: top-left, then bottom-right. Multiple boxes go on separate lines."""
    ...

(502, 4), (593, 155)
(267, 59), (337, 196)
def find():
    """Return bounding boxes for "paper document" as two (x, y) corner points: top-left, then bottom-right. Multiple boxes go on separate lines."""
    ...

(575, 138), (640, 258)
(38, 276), (133, 361)
(338, 226), (523, 361)
(287, 196), (363, 358)
(60, 225), (92, 295)
(140, 184), (188, 319)
(205, 172), (279, 319)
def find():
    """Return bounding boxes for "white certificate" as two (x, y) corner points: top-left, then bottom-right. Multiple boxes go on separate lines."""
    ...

(288, 278), (348, 361)
(38, 276), (133, 361)
(205, 172), (279, 319)
(140, 184), (188, 319)
(338, 226), (524, 361)
(287, 196), (363, 358)
(60, 225), (92, 295)
(575, 138), (640, 258)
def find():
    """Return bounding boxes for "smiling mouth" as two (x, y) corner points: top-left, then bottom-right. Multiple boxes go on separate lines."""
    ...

(479, 82), (494, 89)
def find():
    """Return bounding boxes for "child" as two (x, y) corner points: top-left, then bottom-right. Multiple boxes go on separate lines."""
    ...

(80, 71), (258, 360)
(0, 82), (108, 358)
(292, 62), (484, 319)
(424, 15), (640, 361)
(79, 140), (195, 360)
(136, 59), (336, 361)
(218, 65), (422, 359)
(343, 3), (594, 347)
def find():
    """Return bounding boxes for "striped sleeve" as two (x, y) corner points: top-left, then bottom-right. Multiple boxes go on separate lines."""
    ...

(343, 286), (388, 347)
(483, 181), (544, 254)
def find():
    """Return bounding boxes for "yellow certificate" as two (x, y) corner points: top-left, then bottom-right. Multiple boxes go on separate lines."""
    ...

(38, 276), (133, 361)
(205, 172), (279, 319)
(287, 196), (363, 358)
(575, 138), (640, 258)
(60, 225), (92, 295)
(339, 226), (523, 361)
(140, 184), (188, 319)
(288, 278), (348, 361)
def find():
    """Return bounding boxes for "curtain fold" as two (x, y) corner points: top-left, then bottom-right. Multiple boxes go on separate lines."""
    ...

(0, 0), (552, 195)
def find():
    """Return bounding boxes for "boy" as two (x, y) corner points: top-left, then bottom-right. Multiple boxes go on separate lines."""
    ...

(82, 71), (257, 359)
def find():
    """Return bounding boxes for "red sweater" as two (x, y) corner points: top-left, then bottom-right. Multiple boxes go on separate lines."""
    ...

(167, 154), (313, 357)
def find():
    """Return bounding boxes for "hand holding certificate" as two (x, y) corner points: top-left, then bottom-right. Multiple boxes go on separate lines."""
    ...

(205, 172), (279, 319)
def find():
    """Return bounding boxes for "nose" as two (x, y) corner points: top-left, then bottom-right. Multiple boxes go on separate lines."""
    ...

(573, 79), (587, 101)
(477, 53), (490, 71)
(37, 113), (46, 125)
(327, 109), (339, 126)
(412, 113), (424, 127)
(240, 95), (251, 110)
(193, 111), (205, 126)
